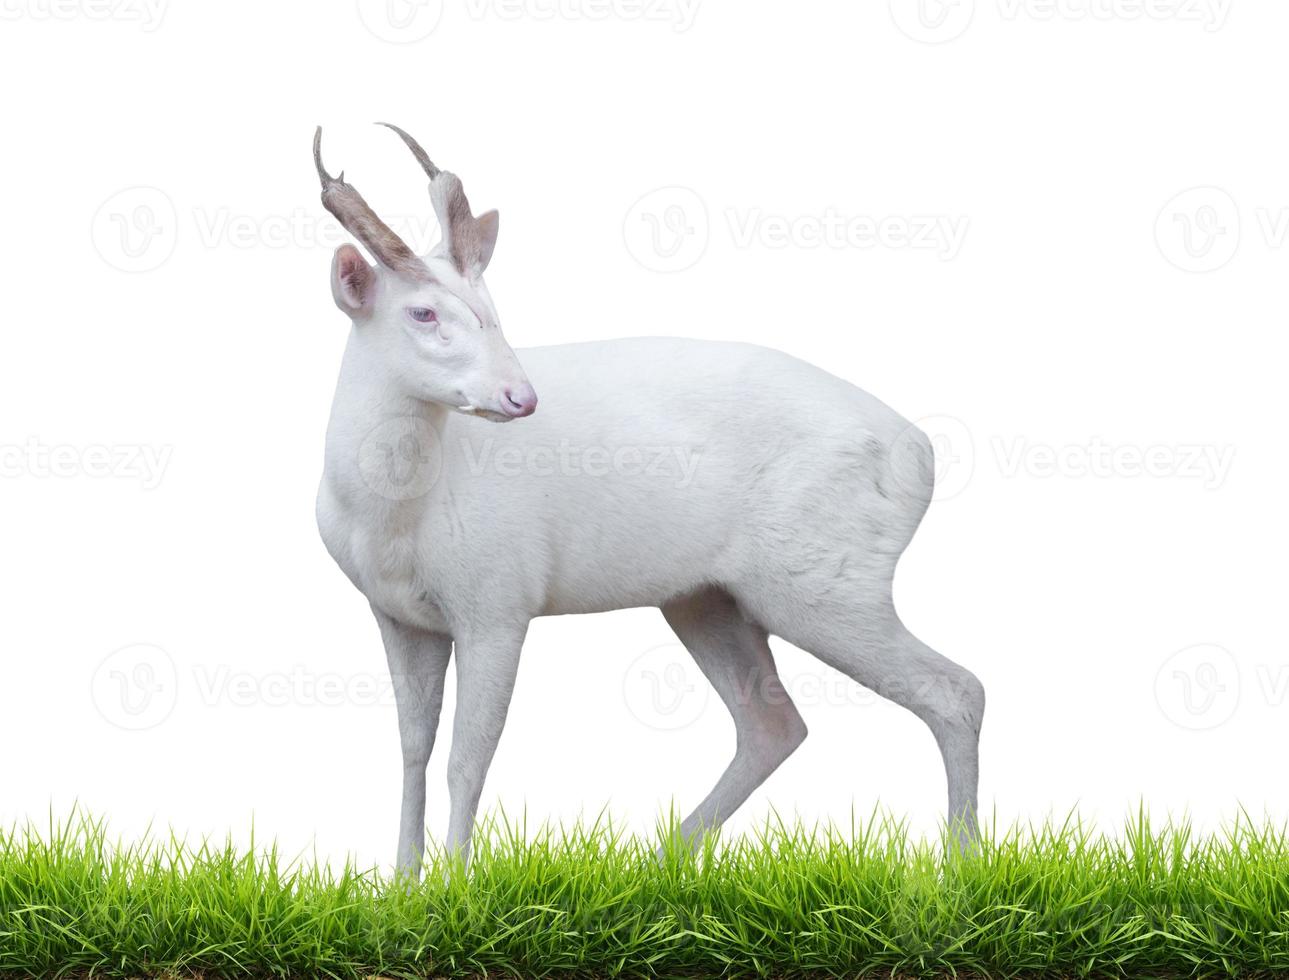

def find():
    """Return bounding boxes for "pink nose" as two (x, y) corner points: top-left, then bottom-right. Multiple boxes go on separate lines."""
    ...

(501, 382), (538, 418)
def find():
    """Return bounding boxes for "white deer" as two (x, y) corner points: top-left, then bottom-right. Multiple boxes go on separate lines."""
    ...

(313, 124), (985, 875)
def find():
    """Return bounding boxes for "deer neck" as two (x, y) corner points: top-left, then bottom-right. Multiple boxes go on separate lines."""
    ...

(322, 329), (452, 525)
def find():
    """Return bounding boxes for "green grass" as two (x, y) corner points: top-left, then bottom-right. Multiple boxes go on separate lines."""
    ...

(3, 810), (1289, 978)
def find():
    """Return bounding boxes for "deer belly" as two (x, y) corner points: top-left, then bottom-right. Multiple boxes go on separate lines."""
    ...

(539, 517), (718, 615)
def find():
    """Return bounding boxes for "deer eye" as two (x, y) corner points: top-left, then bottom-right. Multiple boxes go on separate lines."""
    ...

(407, 307), (437, 324)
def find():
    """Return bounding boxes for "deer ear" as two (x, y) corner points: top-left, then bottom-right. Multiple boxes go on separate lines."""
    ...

(331, 243), (377, 314)
(430, 174), (498, 278)
(474, 209), (499, 273)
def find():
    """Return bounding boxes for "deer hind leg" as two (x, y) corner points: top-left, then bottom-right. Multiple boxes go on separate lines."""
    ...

(661, 586), (807, 848)
(776, 597), (984, 852)
(873, 622), (983, 852)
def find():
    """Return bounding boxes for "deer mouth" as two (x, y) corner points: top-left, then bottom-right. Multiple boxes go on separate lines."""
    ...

(455, 403), (513, 424)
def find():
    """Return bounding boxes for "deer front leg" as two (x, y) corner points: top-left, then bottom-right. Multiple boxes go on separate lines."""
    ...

(375, 610), (452, 879)
(443, 624), (527, 866)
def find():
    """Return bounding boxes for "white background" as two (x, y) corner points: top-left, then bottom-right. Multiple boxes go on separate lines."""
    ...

(1, 0), (1284, 870)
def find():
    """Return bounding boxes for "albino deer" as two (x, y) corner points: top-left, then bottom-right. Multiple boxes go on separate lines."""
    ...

(313, 124), (985, 875)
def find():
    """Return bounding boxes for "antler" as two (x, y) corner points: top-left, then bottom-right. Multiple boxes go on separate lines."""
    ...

(376, 122), (498, 277)
(376, 122), (441, 180)
(313, 126), (431, 281)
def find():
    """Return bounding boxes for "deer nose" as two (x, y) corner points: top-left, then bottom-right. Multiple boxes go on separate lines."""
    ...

(501, 382), (538, 418)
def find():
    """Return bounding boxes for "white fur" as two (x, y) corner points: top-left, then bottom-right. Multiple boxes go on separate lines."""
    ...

(317, 245), (984, 876)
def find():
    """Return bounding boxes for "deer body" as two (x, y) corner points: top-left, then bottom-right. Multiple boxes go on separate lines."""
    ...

(320, 337), (928, 626)
(312, 126), (985, 874)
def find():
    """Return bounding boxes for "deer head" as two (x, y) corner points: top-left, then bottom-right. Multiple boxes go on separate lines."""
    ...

(314, 124), (537, 421)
